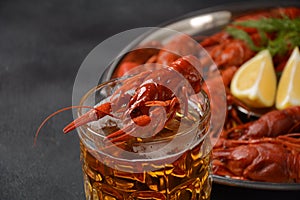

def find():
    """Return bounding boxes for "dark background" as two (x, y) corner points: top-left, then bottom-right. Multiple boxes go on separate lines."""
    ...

(0, 0), (299, 199)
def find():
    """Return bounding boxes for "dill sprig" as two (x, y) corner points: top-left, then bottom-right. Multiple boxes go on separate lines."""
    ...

(226, 27), (262, 51)
(226, 17), (300, 56)
(234, 17), (300, 32)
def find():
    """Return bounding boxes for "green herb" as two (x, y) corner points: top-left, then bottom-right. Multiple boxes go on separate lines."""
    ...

(226, 17), (300, 56)
(226, 27), (262, 51)
(234, 17), (300, 32)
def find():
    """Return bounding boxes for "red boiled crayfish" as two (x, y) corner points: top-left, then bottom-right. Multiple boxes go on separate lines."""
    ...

(61, 55), (203, 143)
(213, 133), (300, 183)
(221, 106), (300, 140)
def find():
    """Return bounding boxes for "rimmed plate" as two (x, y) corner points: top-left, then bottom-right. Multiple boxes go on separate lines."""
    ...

(212, 175), (300, 191)
(101, 0), (300, 190)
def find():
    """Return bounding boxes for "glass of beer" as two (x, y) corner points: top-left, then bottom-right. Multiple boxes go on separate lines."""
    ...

(77, 76), (212, 200)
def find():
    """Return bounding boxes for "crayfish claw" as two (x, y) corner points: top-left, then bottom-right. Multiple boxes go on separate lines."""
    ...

(63, 102), (112, 134)
(63, 109), (99, 133)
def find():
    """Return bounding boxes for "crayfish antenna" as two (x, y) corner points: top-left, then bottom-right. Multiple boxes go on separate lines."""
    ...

(34, 105), (94, 146)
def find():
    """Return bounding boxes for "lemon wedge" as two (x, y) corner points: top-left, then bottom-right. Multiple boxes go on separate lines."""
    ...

(276, 46), (300, 110)
(230, 49), (277, 108)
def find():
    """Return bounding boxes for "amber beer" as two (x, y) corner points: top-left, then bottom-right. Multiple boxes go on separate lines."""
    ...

(77, 78), (212, 200)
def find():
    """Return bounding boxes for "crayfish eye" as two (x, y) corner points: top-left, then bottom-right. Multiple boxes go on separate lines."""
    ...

(130, 108), (142, 119)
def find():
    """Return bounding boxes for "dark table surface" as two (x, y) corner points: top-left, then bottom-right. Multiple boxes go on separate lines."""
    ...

(1, 0), (300, 199)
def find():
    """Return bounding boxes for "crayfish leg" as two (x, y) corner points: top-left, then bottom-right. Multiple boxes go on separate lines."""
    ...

(105, 115), (151, 143)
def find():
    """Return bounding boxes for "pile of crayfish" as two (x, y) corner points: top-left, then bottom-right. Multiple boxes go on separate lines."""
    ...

(201, 6), (300, 183)
(109, 6), (300, 183)
(214, 107), (300, 183)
